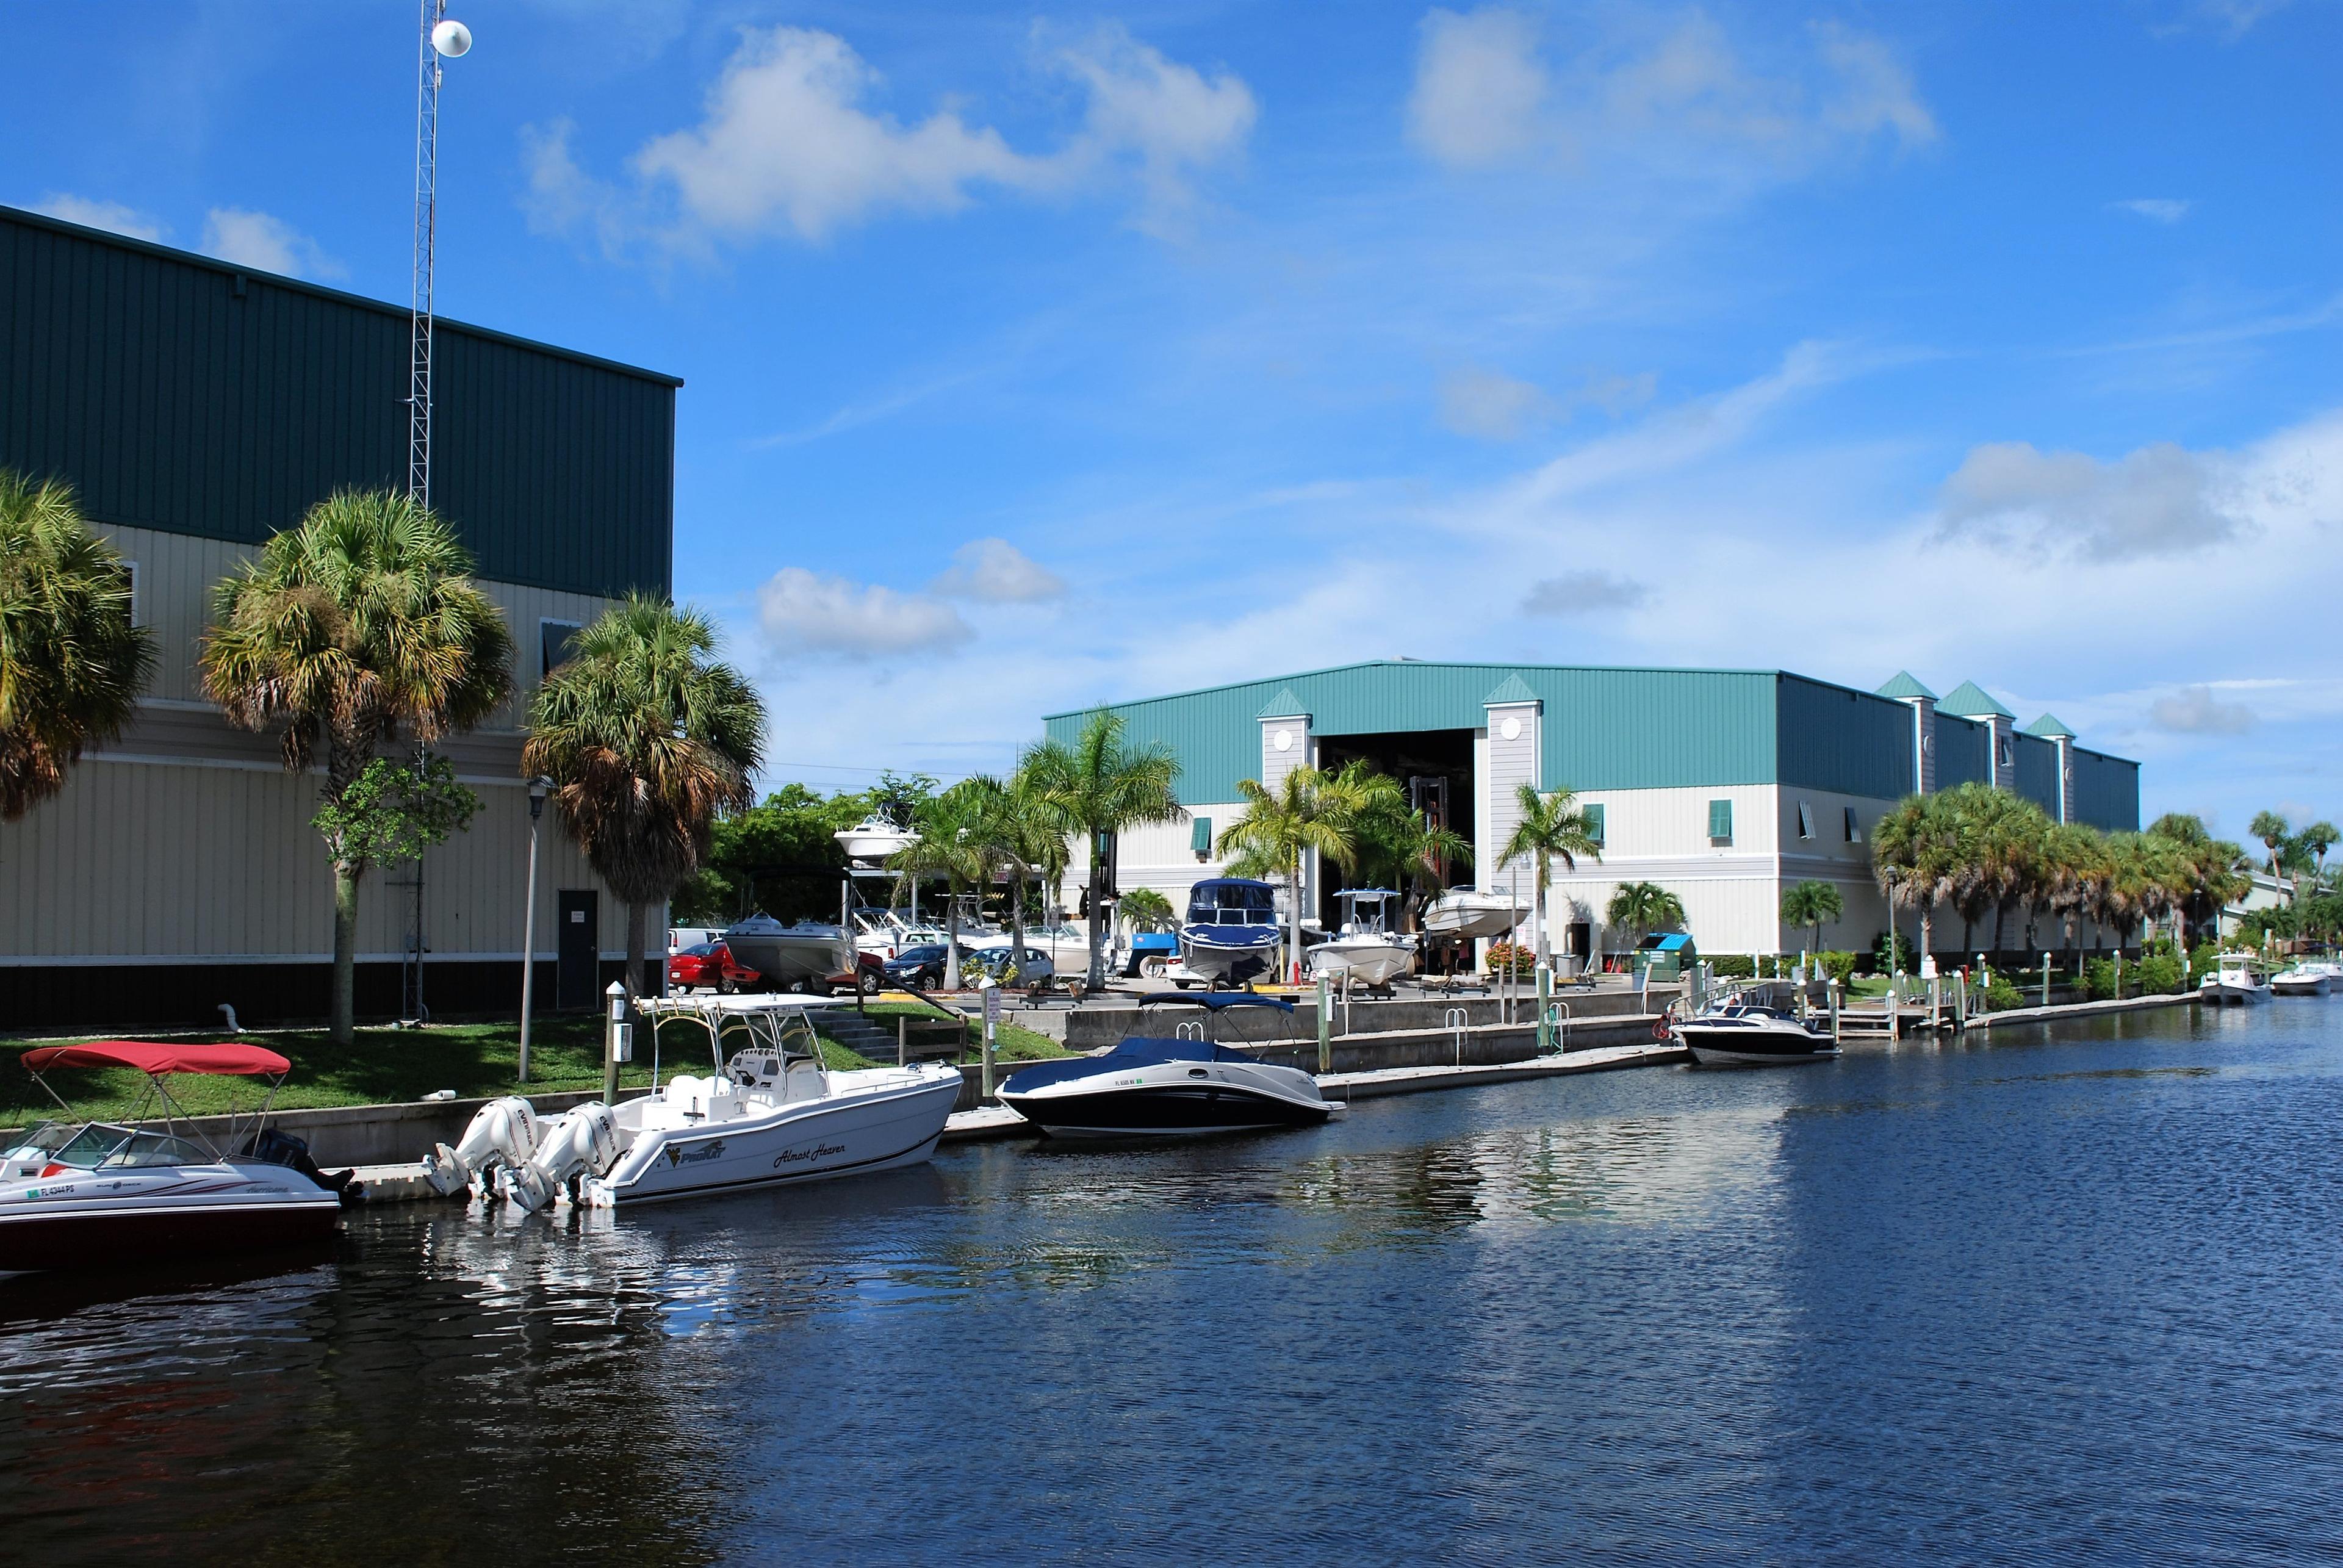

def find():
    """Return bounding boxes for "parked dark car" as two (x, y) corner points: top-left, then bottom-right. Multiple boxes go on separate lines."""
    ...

(883, 944), (956, 988)
(667, 941), (761, 994)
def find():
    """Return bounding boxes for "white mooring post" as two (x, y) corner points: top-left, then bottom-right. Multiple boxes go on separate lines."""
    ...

(1316, 973), (1333, 1076)
(981, 979), (1000, 1100)
(602, 980), (627, 1104)
(1828, 978), (1841, 1043)
(2041, 951), (2051, 1008)
(1535, 963), (1553, 1054)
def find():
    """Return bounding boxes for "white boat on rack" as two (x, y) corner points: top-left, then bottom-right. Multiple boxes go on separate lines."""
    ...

(2200, 952), (2268, 1005)
(421, 996), (962, 1210)
(834, 815), (916, 863)
(1420, 889), (1523, 942)
(1306, 889), (1416, 989)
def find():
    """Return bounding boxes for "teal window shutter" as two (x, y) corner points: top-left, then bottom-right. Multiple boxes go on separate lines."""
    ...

(1707, 799), (1733, 841)
(1582, 803), (1604, 844)
(1796, 800), (1814, 840)
(1190, 817), (1212, 856)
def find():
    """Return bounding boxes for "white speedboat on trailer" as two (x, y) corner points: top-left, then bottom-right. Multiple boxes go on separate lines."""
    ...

(1178, 877), (1284, 987)
(1673, 1003), (1841, 1066)
(2269, 964), (2331, 996)
(1306, 889), (1417, 989)
(2200, 952), (2268, 1005)
(998, 993), (1340, 1137)
(0, 1041), (350, 1277)
(1420, 888), (1523, 942)
(421, 996), (961, 1210)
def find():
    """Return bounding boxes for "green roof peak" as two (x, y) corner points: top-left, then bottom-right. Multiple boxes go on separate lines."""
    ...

(1875, 671), (1937, 701)
(2021, 712), (2075, 739)
(1255, 688), (1309, 720)
(1939, 680), (2015, 719)
(1482, 674), (1540, 707)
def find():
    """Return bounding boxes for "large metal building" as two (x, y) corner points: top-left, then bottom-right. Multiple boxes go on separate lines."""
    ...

(0, 204), (678, 1027)
(1043, 661), (2141, 963)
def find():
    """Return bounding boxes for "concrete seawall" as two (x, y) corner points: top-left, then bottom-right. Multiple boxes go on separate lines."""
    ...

(1967, 992), (2198, 1029)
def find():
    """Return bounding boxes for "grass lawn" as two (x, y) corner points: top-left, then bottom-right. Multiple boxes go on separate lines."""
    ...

(0, 1013), (901, 1129)
(843, 999), (1073, 1063)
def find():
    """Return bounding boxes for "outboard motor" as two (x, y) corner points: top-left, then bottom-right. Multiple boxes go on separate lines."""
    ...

(423, 1096), (543, 1198)
(496, 1102), (621, 1214)
(243, 1127), (358, 1199)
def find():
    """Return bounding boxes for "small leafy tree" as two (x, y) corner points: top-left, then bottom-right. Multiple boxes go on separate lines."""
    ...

(1605, 881), (1685, 951)
(312, 751), (480, 890)
(1119, 888), (1175, 932)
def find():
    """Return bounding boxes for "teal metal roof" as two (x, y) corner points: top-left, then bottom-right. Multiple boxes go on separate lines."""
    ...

(1255, 688), (1309, 719)
(1876, 671), (1937, 700)
(2020, 712), (2075, 738)
(1041, 658), (2135, 809)
(1939, 680), (2014, 719)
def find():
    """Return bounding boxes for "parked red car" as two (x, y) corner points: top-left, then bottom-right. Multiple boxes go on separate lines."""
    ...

(667, 941), (761, 994)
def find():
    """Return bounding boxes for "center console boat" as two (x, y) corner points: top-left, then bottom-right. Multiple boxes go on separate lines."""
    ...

(421, 996), (962, 1209)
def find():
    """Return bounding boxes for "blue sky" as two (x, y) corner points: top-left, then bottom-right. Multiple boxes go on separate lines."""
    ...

(9, 1), (2341, 838)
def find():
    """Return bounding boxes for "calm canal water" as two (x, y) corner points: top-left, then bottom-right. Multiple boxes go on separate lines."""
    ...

(5, 1002), (2342, 1564)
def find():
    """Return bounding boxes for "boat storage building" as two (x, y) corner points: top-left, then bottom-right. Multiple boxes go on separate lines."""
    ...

(1043, 663), (2140, 964)
(0, 203), (677, 1029)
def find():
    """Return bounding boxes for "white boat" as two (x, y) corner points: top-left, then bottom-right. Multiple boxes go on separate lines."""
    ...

(1673, 1003), (1841, 1066)
(1420, 888), (1524, 942)
(1178, 879), (1284, 986)
(1306, 889), (1417, 989)
(834, 816), (916, 863)
(2268, 964), (2330, 996)
(0, 1040), (348, 1276)
(721, 915), (857, 991)
(422, 996), (962, 1209)
(2200, 952), (2267, 1005)
(998, 994), (1339, 1137)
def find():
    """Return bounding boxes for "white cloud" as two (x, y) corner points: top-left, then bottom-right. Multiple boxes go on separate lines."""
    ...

(755, 567), (972, 658)
(930, 539), (1067, 603)
(1936, 439), (2244, 558)
(2151, 685), (2256, 735)
(2113, 198), (2191, 223)
(1404, 9), (1934, 176)
(199, 208), (345, 280)
(534, 24), (1253, 254)
(33, 193), (165, 242)
(1408, 9), (1548, 168)
(1439, 366), (1549, 440)
(1437, 365), (1658, 439)
(1521, 570), (1649, 616)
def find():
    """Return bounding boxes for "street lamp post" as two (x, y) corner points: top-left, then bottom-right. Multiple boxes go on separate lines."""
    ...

(517, 776), (549, 1082)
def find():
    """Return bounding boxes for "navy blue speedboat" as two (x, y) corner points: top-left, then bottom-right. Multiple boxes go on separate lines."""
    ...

(1176, 878), (1284, 985)
(997, 994), (1338, 1137)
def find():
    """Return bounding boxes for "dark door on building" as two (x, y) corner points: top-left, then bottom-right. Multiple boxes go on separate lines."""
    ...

(556, 891), (599, 1010)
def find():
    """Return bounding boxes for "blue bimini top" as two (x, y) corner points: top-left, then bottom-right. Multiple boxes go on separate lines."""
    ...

(1136, 992), (1295, 1013)
(1000, 1036), (1258, 1094)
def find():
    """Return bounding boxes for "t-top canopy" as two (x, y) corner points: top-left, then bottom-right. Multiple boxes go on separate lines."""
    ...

(1136, 992), (1296, 1012)
(21, 1041), (293, 1077)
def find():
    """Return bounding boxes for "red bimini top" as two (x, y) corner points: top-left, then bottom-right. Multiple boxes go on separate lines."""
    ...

(21, 1041), (294, 1077)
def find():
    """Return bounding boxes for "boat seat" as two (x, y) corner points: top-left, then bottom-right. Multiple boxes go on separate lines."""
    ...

(785, 1060), (827, 1102)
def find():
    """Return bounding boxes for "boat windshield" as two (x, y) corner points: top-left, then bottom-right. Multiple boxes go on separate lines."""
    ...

(43, 1122), (138, 1169)
(98, 1131), (213, 1168)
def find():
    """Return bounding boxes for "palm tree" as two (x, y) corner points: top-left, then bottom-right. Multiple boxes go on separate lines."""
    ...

(524, 595), (763, 1004)
(2146, 813), (2250, 949)
(1498, 783), (1603, 966)
(1215, 763), (1381, 980)
(1871, 793), (1962, 968)
(889, 784), (997, 990)
(2291, 821), (2338, 911)
(2250, 810), (2291, 889)
(1605, 882), (1685, 955)
(1017, 709), (1185, 989)
(956, 772), (1069, 974)
(2040, 821), (2109, 968)
(0, 471), (156, 821)
(1118, 887), (1175, 933)
(1356, 794), (1474, 930)
(1780, 880), (1845, 956)
(203, 490), (511, 1045)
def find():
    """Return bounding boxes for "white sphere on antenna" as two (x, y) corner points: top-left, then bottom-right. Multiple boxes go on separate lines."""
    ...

(431, 19), (473, 57)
